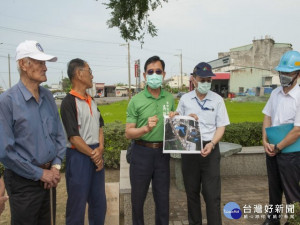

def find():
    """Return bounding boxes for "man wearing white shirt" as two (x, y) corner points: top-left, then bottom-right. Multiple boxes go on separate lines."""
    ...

(171, 62), (230, 225)
(262, 50), (300, 225)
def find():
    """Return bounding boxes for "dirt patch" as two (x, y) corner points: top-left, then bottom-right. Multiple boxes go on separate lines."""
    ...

(105, 168), (120, 183)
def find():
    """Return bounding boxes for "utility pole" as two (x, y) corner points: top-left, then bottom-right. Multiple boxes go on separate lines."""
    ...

(121, 42), (131, 99)
(8, 54), (11, 88)
(180, 51), (183, 91)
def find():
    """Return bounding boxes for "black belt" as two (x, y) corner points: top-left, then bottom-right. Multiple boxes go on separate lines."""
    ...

(135, 140), (163, 149)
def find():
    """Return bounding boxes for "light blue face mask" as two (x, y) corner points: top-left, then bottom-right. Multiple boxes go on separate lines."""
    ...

(197, 82), (211, 94)
(146, 74), (163, 89)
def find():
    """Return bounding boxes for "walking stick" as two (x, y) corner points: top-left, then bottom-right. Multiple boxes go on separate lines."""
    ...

(50, 187), (54, 225)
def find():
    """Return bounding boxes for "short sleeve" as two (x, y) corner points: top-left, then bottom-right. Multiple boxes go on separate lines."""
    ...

(216, 100), (230, 127)
(126, 99), (138, 124)
(60, 95), (80, 138)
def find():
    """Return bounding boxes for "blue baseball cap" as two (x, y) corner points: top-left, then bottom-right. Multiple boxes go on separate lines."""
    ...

(191, 62), (216, 77)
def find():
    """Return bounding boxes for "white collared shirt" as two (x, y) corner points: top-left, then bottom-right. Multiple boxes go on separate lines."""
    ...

(263, 85), (300, 126)
(176, 90), (230, 141)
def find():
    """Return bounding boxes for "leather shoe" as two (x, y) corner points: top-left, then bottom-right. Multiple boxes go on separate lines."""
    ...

(262, 218), (280, 225)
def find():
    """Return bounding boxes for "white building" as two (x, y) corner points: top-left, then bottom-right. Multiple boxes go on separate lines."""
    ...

(50, 83), (62, 91)
(165, 75), (190, 89)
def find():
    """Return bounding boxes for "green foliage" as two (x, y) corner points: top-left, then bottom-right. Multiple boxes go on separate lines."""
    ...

(42, 84), (50, 89)
(222, 122), (262, 146)
(61, 77), (71, 92)
(103, 121), (130, 168)
(288, 202), (300, 225)
(104, 0), (168, 43)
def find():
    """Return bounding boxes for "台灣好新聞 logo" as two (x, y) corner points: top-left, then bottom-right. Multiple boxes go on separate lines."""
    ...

(223, 202), (242, 219)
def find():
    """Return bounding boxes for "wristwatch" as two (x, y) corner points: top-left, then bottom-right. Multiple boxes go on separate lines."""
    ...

(274, 144), (281, 154)
(51, 164), (61, 170)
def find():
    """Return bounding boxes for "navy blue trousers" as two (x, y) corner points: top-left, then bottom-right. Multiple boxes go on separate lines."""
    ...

(130, 143), (170, 225)
(65, 144), (106, 225)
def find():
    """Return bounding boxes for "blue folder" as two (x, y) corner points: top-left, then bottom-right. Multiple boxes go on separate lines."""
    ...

(266, 123), (300, 153)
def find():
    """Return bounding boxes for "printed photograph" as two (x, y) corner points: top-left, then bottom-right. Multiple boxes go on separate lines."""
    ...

(163, 115), (203, 153)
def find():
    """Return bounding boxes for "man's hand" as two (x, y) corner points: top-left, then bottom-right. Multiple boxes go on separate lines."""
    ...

(91, 146), (103, 164)
(51, 167), (61, 187)
(188, 113), (199, 121)
(41, 169), (59, 189)
(91, 146), (104, 171)
(168, 111), (179, 118)
(0, 196), (8, 215)
(263, 140), (276, 157)
(201, 142), (214, 157)
(145, 115), (159, 133)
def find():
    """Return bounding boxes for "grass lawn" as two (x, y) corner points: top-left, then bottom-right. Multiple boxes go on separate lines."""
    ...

(98, 99), (267, 124)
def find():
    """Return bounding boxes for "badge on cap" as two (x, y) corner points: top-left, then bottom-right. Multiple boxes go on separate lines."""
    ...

(36, 43), (44, 52)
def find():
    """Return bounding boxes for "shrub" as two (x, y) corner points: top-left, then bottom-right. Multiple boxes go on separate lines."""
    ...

(288, 202), (300, 225)
(103, 121), (130, 168)
(0, 121), (262, 174)
(222, 122), (262, 146)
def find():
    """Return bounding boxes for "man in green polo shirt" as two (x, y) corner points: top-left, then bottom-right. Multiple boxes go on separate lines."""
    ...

(125, 55), (175, 225)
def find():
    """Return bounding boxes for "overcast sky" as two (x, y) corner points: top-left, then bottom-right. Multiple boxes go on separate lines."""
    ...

(0, 0), (299, 89)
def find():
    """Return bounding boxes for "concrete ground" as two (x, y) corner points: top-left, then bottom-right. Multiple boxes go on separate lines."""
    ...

(169, 175), (289, 225)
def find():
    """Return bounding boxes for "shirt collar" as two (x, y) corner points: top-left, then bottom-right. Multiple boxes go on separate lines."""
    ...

(279, 84), (300, 99)
(69, 89), (92, 101)
(144, 85), (165, 99)
(191, 89), (212, 101)
(17, 80), (45, 102)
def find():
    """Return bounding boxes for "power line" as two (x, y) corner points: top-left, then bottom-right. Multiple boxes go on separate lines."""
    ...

(0, 26), (121, 45)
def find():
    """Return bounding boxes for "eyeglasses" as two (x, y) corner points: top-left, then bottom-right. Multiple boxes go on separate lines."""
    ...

(80, 68), (92, 75)
(146, 69), (163, 75)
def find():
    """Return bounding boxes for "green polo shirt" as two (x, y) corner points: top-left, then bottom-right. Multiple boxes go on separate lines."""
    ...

(126, 87), (175, 142)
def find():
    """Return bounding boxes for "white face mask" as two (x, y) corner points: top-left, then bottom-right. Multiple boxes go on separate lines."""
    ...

(197, 82), (211, 94)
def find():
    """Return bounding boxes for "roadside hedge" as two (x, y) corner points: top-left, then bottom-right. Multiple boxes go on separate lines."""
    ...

(102, 121), (130, 168)
(222, 122), (262, 146)
(0, 121), (262, 175)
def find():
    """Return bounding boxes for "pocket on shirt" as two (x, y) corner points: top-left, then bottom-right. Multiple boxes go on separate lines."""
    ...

(45, 117), (58, 138)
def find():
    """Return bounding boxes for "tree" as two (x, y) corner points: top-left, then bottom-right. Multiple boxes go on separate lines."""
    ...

(104, 0), (168, 43)
(61, 77), (71, 93)
(116, 82), (127, 86)
(43, 84), (50, 89)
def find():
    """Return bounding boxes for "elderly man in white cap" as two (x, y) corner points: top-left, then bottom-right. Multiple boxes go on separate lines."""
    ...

(0, 40), (66, 225)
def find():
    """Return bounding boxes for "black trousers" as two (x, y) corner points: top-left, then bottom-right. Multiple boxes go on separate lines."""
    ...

(265, 154), (283, 219)
(130, 143), (170, 225)
(181, 142), (221, 225)
(277, 152), (300, 204)
(4, 169), (56, 225)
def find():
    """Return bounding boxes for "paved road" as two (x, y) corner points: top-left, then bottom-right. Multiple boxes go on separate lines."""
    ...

(55, 96), (128, 107)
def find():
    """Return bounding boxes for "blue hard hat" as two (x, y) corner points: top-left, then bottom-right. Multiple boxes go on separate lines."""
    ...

(275, 50), (300, 72)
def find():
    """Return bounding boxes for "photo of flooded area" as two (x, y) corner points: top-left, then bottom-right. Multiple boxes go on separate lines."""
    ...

(163, 116), (203, 153)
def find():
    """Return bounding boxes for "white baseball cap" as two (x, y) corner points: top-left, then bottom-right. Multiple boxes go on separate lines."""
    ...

(16, 40), (57, 62)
